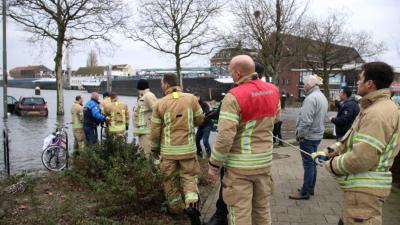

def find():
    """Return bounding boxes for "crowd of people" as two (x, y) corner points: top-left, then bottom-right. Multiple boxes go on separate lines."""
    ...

(69, 57), (400, 225)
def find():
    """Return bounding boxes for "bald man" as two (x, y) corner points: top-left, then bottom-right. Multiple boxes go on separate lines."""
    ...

(208, 55), (280, 225)
(83, 92), (109, 145)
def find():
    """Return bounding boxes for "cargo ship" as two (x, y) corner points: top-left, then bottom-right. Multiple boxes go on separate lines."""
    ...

(84, 75), (234, 101)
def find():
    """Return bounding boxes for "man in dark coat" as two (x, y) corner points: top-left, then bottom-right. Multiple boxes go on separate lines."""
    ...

(195, 93), (212, 157)
(329, 87), (360, 139)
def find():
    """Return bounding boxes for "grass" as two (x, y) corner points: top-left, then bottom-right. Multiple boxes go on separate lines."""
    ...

(0, 139), (214, 225)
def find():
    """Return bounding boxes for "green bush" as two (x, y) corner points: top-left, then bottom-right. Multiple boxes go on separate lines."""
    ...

(65, 138), (164, 218)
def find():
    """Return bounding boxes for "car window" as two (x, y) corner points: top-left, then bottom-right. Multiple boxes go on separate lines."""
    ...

(21, 98), (45, 105)
(7, 96), (17, 104)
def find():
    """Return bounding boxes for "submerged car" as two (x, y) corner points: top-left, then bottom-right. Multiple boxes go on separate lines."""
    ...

(16, 97), (48, 116)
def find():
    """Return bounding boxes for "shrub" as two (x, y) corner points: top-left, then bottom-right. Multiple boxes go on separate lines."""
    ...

(66, 138), (164, 218)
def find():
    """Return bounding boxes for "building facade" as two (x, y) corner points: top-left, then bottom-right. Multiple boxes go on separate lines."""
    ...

(9, 65), (52, 78)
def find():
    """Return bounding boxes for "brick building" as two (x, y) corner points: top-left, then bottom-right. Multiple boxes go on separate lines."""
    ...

(211, 34), (364, 101)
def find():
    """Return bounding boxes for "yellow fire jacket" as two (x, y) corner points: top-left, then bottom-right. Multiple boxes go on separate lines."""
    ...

(104, 99), (129, 133)
(209, 74), (280, 175)
(325, 89), (400, 197)
(150, 86), (204, 160)
(71, 101), (83, 129)
(133, 89), (158, 135)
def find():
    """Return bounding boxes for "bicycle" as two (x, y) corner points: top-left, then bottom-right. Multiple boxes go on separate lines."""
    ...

(41, 125), (69, 171)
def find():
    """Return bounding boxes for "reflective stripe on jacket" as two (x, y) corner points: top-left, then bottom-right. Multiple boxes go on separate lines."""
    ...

(210, 74), (280, 175)
(326, 89), (400, 196)
(71, 101), (83, 129)
(133, 89), (157, 135)
(104, 100), (129, 133)
(150, 86), (204, 160)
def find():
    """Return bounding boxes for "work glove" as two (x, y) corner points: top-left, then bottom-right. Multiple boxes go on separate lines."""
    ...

(311, 151), (329, 166)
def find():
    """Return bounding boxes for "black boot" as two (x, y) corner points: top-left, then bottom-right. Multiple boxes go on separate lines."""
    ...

(185, 206), (201, 225)
(204, 213), (228, 225)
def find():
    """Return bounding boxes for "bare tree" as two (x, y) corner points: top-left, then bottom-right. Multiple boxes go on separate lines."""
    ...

(130, 0), (223, 88)
(234, 0), (307, 83)
(86, 49), (98, 68)
(302, 13), (385, 98)
(8, 0), (129, 115)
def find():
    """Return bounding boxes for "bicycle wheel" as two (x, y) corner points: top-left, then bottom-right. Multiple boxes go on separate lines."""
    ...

(41, 145), (68, 171)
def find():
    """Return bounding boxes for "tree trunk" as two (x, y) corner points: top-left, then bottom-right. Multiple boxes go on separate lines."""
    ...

(175, 55), (182, 89)
(55, 38), (64, 115)
(322, 73), (330, 100)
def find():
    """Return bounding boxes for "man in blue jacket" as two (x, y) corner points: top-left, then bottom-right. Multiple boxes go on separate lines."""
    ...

(83, 92), (109, 145)
(329, 87), (360, 139)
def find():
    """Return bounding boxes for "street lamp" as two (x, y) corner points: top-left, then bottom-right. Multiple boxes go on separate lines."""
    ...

(3, 0), (8, 119)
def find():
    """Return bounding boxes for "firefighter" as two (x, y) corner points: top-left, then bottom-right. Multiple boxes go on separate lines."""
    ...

(100, 91), (111, 113)
(71, 95), (85, 150)
(133, 79), (157, 159)
(313, 62), (400, 225)
(208, 55), (280, 225)
(104, 93), (129, 139)
(150, 73), (204, 222)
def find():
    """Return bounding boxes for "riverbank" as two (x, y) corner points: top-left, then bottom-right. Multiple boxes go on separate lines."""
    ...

(0, 141), (214, 225)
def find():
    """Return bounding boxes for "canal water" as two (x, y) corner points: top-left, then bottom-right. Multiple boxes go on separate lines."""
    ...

(0, 87), (138, 173)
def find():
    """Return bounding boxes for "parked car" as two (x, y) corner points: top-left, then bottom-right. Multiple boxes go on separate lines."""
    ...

(16, 97), (48, 116)
(7, 96), (18, 114)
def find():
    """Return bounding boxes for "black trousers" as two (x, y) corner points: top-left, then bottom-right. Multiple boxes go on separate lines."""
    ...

(215, 168), (228, 217)
(273, 121), (283, 143)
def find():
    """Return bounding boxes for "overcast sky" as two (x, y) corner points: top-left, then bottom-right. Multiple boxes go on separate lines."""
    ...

(2, 0), (400, 71)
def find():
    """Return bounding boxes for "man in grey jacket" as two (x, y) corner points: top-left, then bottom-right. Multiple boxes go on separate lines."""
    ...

(289, 75), (328, 200)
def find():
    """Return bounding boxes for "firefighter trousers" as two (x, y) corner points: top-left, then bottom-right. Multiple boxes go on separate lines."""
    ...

(223, 168), (273, 225)
(138, 134), (151, 159)
(73, 128), (85, 150)
(342, 191), (385, 225)
(160, 157), (200, 214)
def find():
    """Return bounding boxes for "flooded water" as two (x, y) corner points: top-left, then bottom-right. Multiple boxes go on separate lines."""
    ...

(0, 87), (138, 173)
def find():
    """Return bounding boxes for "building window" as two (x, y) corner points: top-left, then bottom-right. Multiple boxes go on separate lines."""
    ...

(286, 79), (289, 85)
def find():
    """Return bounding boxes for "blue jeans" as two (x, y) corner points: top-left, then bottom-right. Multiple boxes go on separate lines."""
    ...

(300, 139), (321, 194)
(196, 125), (212, 156)
(84, 126), (98, 145)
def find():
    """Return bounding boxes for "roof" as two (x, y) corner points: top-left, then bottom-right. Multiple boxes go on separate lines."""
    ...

(75, 66), (106, 76)
(10, 65), (51, 72)
(211, 47), (258, 62)
(112, 64), (129, 69)
(279, 33), (364, 68)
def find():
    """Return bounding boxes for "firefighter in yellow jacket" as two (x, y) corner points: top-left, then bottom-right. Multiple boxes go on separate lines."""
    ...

(208, 55), (280, 225)
(313, 62), (400, 225)
(100, 92), (111, 113)
(104, 93), (129, 138)
(133, 79), (157, 159)
(71, 95), (85, 150)
(150, 73), (204, 218)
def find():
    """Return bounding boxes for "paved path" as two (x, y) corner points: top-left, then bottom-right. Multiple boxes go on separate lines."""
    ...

(201, 139), (400, 225)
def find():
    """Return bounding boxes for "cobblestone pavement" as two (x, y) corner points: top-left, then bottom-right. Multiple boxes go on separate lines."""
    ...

(201, 139), (400, 225)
